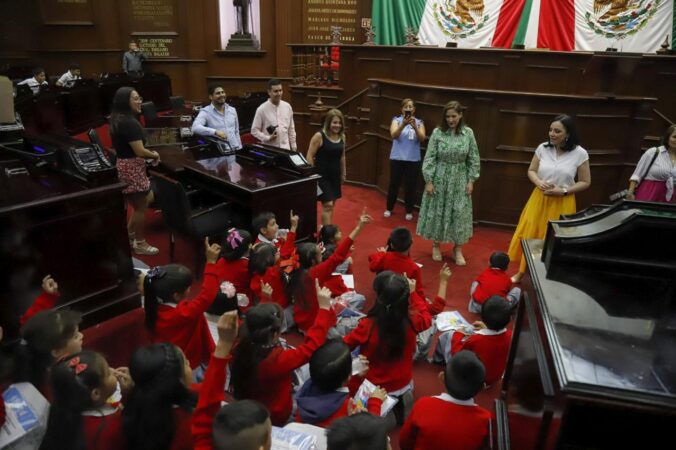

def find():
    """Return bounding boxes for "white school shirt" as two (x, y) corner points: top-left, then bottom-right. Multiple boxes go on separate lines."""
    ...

(535, 143), (589, 188)
(17, 77), (47, 94)
(57, 71), (81, 87)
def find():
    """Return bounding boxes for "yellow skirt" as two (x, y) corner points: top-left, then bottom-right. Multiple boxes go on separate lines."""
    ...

(507, 188), (577, 273)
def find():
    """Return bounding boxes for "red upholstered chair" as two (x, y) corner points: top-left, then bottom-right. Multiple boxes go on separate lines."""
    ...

(320, 46), (340, 85)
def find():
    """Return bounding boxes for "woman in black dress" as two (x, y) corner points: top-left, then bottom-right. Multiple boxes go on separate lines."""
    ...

(109, 87), (161, 255)
(307, 108), (346, 226)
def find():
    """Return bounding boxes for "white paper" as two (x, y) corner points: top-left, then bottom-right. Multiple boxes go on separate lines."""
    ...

(340, 274), (354, 289)
(354, 379), (398, 417)
(435, 311), (474, 333)
(271, 426), (317, 450)
(0, 383), (50, 450)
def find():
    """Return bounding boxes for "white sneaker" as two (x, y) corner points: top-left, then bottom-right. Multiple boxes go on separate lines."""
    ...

(383, 210), (392, 218)
(405, 213), (413, 221)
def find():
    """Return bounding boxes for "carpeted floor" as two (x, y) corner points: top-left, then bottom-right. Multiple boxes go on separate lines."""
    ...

(135, 183), (518, 447)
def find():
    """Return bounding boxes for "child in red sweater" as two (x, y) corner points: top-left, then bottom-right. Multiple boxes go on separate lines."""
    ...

(368, 227), (424, 298)
(252, 211), (292, 248)
(142, 237), (221, 370)
(212, 228), (254, 315)
(469, 251), (521, 314)
(400, 350), (491, 450)
(16, 308), (84, 396)
(123, 343), (197, 450)
(39, 351), (133, 450)
(249, 211), (298, 327)
(192, 311), (272, 450)
(230, 281), (336, 426)
(295, 340), (385, 427)
(434, 295), (513, 386)
(343, 271), (432, 429)
(318, 224), (352, 275)
(290, 210), (371, 333)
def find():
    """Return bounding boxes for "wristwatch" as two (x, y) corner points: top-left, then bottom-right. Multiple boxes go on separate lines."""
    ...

(562, 187), (569, 196)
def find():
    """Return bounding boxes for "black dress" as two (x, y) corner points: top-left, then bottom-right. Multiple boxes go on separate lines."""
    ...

(315, 130), (343, 202)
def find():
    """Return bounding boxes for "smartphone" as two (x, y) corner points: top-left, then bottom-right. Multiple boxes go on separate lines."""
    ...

(404, 111), (411, 119)
(266, 125), (278, 134)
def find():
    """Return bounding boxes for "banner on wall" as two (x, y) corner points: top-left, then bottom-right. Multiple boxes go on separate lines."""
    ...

(412, 0), (675, 51)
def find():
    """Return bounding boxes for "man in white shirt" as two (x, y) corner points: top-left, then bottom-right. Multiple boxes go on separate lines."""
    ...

(17, 67), (47, 95)
(55, 64), (82, 88)
(251, 79), (297, 151)
(191, 85), (242, 150)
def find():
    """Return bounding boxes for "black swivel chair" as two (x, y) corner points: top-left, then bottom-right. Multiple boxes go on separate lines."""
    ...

(169, 95), (185, 114)
(87, 128), (116, 165)
(150, 171), (232, 273)
(141, 100), (182, 127)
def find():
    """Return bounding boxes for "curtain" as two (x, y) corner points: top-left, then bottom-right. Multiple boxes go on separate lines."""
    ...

(372, 0), (428, 45)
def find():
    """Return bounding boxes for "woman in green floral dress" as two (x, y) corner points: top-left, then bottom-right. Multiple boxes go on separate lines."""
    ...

(416, 101), (480, 265)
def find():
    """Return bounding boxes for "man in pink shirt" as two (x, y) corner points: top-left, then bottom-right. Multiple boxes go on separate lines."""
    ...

(251, 79), (297, 151)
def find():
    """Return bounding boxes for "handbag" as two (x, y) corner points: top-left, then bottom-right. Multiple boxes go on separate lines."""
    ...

(609, 147), (661, 201)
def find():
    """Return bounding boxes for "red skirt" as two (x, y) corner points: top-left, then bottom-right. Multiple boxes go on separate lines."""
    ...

(116, 157), (150, 194)
(635, 180), (676, 203)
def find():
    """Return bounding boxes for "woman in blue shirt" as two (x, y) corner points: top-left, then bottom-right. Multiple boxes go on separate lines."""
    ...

(385, 99), (426, 221)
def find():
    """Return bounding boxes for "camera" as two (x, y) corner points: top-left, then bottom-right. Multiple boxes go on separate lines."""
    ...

(404, 111), (411, 119)
(266, 125), (278, 134)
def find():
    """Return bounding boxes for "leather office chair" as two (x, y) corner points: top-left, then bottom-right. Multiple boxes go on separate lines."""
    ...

(169, 95), (185, 114)
(141, 101), (159, 122)
(150, 171), (232, 273)
(87, 128), (116, 165)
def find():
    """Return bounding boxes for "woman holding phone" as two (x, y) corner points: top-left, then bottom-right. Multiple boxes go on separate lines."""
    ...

(384, 98), (426, 221)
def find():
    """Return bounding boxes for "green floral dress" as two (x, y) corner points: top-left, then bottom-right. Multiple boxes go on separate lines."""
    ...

(416, 126), (480, 244)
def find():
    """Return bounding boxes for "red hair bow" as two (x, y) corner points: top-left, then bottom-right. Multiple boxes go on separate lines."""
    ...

(68, 356), (88, 375)
(279, 251), (301, 274)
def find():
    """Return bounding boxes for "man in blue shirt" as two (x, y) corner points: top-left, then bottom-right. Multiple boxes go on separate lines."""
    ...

(191, 85), (242, 151)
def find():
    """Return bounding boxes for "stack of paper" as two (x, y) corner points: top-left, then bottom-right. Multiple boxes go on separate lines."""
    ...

(354, 379), (398, 417)
(435, 311), (474, 334)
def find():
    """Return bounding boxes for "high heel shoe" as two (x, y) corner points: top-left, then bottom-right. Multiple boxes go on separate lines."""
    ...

(453, 247), (466, 266)
(432, 245), (442, 262)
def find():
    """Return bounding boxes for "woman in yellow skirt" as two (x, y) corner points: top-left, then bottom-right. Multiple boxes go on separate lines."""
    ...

(508, 115), (591, 283)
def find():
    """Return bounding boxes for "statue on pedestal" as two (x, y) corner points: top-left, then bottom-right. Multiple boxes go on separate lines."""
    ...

(234, 0), (251, 35)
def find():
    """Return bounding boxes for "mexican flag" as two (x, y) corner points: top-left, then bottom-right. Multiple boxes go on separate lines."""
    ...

(520, 0), (675, 52)
(412, 0), (675, 51)
(418, 0), (531, 48)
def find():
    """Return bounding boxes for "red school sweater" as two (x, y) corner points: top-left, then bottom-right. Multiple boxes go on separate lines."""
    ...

(451, 328), (513, 386)
(20, 292), (59, 326)
(343, 292), (431, 392)
(215, 257), (252, 310)
(472, 267), (513, 304)
(192, 354), (231, 450)
(245, 308), (336, 425)
(250, 231), (296, 307)
(152, 263), (220, 369)
(399, 394), (491, 450)
(82, 406), (126, 450)
(368, 251), (425, 298)
(294, 237), (352, 332)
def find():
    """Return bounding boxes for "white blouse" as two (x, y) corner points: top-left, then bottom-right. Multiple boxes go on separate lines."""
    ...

(535, 143), (589, 188)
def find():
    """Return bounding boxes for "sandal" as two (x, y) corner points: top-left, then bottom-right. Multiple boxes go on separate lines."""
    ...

(133, 240), (159, 256)
(453, 247), (466, 266)
(432, 244), (442, 262)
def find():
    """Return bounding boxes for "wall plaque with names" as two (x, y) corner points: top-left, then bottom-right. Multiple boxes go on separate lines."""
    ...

(129, 0), (178, 33)
(303, 0), (359, 43)
(40, 0), (94, 25)
(136, 37), (177, 58)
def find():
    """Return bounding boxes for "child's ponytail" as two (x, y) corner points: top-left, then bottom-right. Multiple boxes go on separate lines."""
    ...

(285, 242), (318, 310)
(231, 304), (282, 400)
(369, 271), (410, 360)
(222, 228), (252, 261)
(39, 351), (105, 450)
(143, 265), (193, 333)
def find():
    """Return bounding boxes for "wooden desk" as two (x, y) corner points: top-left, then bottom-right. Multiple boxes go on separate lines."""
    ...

(0, 155), (140, 343)
(153, 144), (319, 241)
(497, 204), (676, 450)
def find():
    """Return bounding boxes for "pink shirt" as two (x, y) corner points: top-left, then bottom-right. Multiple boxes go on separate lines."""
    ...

(251, 99), (297, 150)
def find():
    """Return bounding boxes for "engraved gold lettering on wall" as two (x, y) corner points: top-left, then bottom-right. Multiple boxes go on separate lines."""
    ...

(131, 0), (175, 30)
(303, 0), (359, 43)
(137, 37), (175, 58)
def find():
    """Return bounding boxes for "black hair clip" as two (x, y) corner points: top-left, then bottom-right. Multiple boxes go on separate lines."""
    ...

(147, 266), (167, 280)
